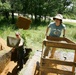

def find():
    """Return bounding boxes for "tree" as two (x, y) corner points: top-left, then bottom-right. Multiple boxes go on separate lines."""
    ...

(10, 0), (23, 23)
(0, 0), (72, 24)
(0, 0), (11, 19)
(72, 0), (76, 14)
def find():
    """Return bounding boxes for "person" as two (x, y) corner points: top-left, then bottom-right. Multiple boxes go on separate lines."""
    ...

(44, 14), (66, 58)
(12, 32), (25, 70)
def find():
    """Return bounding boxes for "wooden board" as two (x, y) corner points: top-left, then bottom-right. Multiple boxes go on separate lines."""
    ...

(42, 36), (76, 74)
(40, 67), (75, 75)
(41, 58), (76, 67)
(43, 40), (76, 50)
(46, 36), (75, 44)
(47, 36), (66, 41)
(72, 50), (76, 72)
(65, 38), (75, 44)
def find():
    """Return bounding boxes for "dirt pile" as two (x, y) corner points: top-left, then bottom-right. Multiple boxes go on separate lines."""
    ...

(0, 37), (11, 50)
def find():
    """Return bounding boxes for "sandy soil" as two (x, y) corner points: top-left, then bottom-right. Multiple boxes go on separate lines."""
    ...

(0, 37), (11, 50)
(0, 61), (18, 75)
(0, 50), (75, 75)
(18, 50), (75, 75)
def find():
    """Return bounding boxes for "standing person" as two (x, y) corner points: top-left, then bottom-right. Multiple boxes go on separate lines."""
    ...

(44, 14), (66, 58)
(12, 32), (25, 70)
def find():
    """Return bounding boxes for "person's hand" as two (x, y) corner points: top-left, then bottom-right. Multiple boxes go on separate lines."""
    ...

(11, 47), (15, 52)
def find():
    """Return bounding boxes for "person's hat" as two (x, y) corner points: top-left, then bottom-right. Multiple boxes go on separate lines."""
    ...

(53, 14), (63, 21)
(15, 32), (20, 36)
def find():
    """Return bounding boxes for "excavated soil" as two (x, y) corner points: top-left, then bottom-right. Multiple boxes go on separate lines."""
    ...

(0, 37), (11, 50)
(19, 50), (75, 75)
(0, 50), (75, 75)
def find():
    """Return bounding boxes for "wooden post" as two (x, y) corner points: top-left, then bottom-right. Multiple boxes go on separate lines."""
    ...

(41, 37), (76, 75)
(72, 50), (76, 72)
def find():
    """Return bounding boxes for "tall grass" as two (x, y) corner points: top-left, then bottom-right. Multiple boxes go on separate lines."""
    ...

(64, 22), (76, 42)
(0, 20), (76, 53)
(63, 13), (76, 20)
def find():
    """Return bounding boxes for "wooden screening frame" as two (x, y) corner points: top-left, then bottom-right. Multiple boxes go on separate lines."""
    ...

(16, 16), (32, 30)
(39, 36), (76, 75)
(7, 36), (20, 48)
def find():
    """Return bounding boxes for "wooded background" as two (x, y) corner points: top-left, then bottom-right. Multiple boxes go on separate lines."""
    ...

(0, 0), (76, 24)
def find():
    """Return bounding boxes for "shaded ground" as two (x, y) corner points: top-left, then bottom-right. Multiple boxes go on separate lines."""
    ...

(0, 48), (32, 75)
(0, 49), (75, 75)
(0, 61), (18, 75)
(1, 61), (27, 75)
(19, 50), (75, 75)
(0, 37), (11, 50)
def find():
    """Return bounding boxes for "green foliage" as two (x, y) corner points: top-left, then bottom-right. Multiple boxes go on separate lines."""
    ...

(0, 1), (11, 11)
(2, 2), (11, 11)
(1, 0), (76, 23)
(8, 0), (72, 22)
(73, 34), (76, 39)
(0, 18), (76, 51)
(64, 22), (76, 42)
(21, 33), (27, 46)
(13, 0), (23, 12)
(0, 1), (2, 11)
(63, 13), (76, 19)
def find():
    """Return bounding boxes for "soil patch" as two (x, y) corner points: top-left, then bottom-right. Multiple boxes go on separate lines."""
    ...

(0, 37), (11, 50)
(19, 50), (75, 75)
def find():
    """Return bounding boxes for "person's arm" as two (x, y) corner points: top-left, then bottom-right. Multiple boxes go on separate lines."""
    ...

(45, 22), (52, 38)
(45, 27), (49, 38)
(11, 47), (15, 52)
(63, 29), (66, 38)
(19, 38), (24, 46)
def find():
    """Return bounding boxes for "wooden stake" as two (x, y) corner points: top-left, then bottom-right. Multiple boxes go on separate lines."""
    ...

(72, 50), (76, 72)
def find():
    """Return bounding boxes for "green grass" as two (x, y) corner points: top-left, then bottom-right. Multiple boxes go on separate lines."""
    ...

(64, 22), (76, 42)
(63, 13), (76, 20)
(0, 19), (76, 75)
(0, 20), (76, 53)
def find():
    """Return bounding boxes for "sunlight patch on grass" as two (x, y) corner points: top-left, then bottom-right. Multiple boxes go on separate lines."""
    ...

(0, 22), (76, 52)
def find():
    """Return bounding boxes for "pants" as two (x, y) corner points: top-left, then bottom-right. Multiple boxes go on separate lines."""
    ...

(44, 46), (56, 58)
(17, 54), (24, 68)
(17, 49), (25, 68)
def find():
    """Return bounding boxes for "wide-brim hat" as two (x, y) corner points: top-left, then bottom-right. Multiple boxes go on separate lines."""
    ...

(15, 32), (20, 36)
(53, 14), (63, 21)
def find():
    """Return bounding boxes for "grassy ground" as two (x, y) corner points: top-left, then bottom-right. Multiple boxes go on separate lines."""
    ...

(63, 13), (76, 20)
(0, 19), (76, 54)
(0, 18), (76, 75)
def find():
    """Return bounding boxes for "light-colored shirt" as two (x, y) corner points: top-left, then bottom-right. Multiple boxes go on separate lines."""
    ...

(48, 22), (66, 37)
(19, 37), (24, 46)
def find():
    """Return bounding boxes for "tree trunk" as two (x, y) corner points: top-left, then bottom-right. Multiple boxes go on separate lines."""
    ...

(5, 11), (9, 19)
(34, 13), (37, 23)
(39, 14), (41, 22)
(11, 10), (15, 24)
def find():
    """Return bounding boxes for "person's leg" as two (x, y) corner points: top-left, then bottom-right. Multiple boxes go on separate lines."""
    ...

(19, 58), (24, 69)
(43, 46), (50, 58)
(19, 50), (25, 69)
(17, 54), (24, 70)
(17, 50), (24, 69)
(49, 47), (56, 58)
